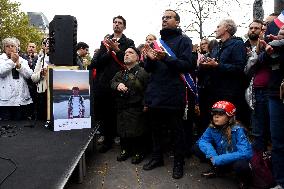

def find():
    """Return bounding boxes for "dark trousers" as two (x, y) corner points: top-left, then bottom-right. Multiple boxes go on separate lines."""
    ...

(36, 92), (47, 121)
(94, 95), (117, 147)
(148, 108), (185, 163)
(25, 82), (37, 119)
(120, 136), (145, 155)
(269, 97), (284, 187)
(193, 144), (251, 182)
(198, 87), (212, 135)
(251, 88), (270, 151)
(0, 106), (25, 120)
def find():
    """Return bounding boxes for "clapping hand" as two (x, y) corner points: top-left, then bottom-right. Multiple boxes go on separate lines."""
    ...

(10, 52), (21, 68)
(104, 38), (120, 52)
(143, 44), (166, 61)
(199, 57), (218, 68)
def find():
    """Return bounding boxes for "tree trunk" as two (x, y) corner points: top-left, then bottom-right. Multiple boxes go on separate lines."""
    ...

(274, 0), (284, 14)
(253, 0), (264, 20)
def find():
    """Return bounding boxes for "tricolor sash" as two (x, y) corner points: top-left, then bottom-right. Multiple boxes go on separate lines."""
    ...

(157, 39), (198, 119)
(274, 10), (284, 29)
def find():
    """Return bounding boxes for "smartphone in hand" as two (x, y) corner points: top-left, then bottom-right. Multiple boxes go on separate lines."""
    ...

(152, 41), (162, 51)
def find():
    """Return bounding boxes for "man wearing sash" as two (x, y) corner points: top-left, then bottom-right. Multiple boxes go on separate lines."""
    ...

(142, 9), (195, 179)
(90, 15), (135, 153)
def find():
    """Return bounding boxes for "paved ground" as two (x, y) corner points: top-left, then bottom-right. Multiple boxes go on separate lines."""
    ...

(65, 142), (240, 189)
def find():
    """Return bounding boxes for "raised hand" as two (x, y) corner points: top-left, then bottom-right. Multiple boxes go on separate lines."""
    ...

(143, 44), (156, 60)
(105, 38), (120, 52)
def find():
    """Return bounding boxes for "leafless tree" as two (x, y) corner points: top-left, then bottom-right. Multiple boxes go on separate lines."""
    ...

(170, 0), (249, 40)
(253, 0), (264, 20)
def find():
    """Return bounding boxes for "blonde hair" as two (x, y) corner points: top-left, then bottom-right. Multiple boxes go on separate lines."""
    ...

(145, 34), (157, 42)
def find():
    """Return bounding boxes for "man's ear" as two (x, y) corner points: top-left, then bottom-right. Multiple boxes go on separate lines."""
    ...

(175, 21), (180, 27)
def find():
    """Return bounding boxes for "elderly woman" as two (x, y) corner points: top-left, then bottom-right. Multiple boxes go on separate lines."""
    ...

(0, 37), (33, 120)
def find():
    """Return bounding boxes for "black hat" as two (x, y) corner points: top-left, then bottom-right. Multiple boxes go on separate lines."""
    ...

(128, 46), (141, 59)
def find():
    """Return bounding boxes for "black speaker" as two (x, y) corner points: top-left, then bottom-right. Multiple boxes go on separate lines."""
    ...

(49, 15), (77, 66)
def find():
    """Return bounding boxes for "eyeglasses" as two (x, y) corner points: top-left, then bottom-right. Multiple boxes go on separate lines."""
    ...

(162, 16), (174, 20)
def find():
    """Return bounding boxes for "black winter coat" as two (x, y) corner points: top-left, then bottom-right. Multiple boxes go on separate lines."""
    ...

(144, 28), (195, 110)
(91, 34), (134, 97)
(205, 37), (247, 96)
(111, 64), (149, 137)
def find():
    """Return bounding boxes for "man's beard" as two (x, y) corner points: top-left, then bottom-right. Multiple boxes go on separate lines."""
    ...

(248, 33), (259, 40)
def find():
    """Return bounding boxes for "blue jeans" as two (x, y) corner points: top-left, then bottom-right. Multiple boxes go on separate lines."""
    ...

(251, 88), (270, 151)
(269, 97), (284, 187)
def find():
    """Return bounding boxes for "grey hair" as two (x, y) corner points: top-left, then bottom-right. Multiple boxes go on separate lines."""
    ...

(222, 19), (237, 36)
(2, 37), (20, 50)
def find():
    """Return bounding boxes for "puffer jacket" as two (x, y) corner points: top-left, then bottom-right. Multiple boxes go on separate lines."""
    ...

(0, 53), (33, 106)
(197, 124), (253, 166)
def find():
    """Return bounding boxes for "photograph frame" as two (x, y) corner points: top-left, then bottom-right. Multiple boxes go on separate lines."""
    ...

(47, 66), (93, 131)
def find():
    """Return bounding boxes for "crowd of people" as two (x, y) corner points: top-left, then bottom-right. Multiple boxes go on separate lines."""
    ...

(0, 8), (284, 189)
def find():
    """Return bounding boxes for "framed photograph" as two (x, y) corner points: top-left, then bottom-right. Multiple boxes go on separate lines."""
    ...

(47, 67), (93, 131)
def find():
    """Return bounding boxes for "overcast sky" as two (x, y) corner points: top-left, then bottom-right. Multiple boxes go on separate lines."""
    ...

(16, 0), (273, 53)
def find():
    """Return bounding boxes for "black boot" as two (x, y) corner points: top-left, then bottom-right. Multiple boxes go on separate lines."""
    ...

(117, 150), (129, 162)
(172, 161), (184, 179)
(143, 159), (164, 170)
(98, 144), (112, 153)
(131, 154), (144, 164)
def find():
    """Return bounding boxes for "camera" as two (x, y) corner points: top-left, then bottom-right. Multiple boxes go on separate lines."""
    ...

(12, 68), (19, 79)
